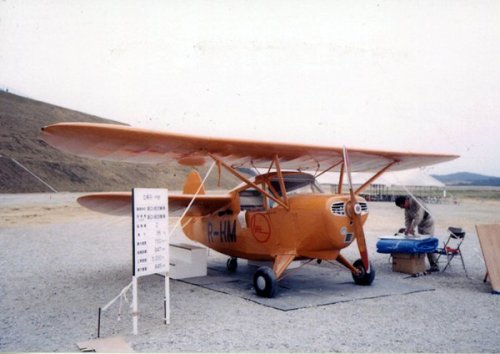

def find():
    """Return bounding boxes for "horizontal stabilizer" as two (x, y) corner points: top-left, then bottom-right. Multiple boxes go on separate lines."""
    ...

(77, 192), (233, 216)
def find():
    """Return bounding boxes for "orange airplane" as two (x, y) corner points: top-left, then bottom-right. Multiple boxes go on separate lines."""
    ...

(41, 123), (458, 297)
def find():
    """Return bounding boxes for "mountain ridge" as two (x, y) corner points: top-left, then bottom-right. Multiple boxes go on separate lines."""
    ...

(432, 172), (500, 186)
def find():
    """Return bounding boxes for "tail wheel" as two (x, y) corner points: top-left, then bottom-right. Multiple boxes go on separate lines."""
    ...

(226, 257), (238, 272)
(352, 259), (375, 285)
(253, 266), (277, 298)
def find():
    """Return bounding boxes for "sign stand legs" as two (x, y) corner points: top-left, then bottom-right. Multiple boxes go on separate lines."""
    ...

(97, 308), (101, 338)
(164, 272), (170, 325)
(132, 276), (138, 335)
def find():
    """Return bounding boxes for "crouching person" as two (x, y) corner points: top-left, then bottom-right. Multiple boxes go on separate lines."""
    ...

(395, 196), (439, 272)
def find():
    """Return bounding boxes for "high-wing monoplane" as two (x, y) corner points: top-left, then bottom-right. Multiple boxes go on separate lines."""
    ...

(41, 123), (458, 297)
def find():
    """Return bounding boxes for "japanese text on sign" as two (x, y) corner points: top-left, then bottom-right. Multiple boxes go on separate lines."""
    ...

(132, 188), (169, 277)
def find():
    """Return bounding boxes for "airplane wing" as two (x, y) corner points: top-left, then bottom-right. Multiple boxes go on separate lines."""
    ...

(77, 192), (233, 216)
(41, 123), (458, 172)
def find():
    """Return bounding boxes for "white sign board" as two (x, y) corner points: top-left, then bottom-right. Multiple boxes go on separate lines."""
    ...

(132, 188), (169, 277)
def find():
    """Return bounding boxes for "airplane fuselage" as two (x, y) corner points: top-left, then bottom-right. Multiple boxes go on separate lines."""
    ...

(181, 193), (368, 261)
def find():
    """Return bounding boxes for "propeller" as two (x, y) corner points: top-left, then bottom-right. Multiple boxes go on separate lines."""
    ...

(342, 146), (370, 273)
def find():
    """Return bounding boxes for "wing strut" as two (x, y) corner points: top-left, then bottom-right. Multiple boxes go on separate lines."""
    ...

(170, 161), (216, 237)
(274, 155), (288, 205)
(208, 153), (289, 210)
(354, 160), (399, 195)
(314, 160), (343, 179)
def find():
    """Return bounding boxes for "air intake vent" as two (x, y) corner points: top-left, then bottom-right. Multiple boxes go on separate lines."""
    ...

(331, 202), (345, 216)
(331, 201), (368, 216)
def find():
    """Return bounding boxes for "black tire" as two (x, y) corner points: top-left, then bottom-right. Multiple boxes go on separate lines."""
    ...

(226, 257), (238, 272)
(253, 266), (277, 298)
(352, 259), (375, 285)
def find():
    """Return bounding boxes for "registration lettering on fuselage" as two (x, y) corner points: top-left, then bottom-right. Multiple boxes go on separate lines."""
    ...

(208, 220), (237, 243)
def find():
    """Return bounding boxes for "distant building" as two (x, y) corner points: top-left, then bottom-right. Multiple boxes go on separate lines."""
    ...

(316, 168), (446, 203)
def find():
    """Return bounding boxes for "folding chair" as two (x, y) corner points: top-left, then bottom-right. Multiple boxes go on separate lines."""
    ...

(435, 226), (468, 277)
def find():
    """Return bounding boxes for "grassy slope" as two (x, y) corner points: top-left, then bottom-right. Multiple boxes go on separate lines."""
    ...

(0, 91), (235, 193)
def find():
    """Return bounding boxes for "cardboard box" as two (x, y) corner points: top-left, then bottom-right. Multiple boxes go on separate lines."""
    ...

(392, 253), (426, 274)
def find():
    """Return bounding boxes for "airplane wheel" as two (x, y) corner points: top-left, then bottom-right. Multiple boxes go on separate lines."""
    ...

(352, 259), (375, 285)
(226, 257), (238, 272)
(253, 266), (277, 298)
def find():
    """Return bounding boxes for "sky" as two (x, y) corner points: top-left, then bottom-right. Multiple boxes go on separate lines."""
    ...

(1, 0), (500, 176)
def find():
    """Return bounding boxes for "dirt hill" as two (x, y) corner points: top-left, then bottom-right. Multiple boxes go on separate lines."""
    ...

(0, 91), (235, 193)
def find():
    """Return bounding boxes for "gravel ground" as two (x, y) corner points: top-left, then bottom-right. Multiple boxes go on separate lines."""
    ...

(0, 193), (499, 352)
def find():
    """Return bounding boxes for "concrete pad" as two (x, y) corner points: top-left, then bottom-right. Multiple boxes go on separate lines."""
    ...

(179, 260), (435, 311)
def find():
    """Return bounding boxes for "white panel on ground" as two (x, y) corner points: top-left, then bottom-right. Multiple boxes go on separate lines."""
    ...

(170, 243), (208, 279)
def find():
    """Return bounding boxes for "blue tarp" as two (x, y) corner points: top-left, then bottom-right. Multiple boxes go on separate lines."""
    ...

(376, 237), (439, 254)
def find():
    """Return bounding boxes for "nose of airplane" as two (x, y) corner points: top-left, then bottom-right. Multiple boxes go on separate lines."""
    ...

(324, 197), (357, 249)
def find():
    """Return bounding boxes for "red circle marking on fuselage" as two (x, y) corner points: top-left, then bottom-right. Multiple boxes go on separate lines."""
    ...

(250, 213), (271, 243)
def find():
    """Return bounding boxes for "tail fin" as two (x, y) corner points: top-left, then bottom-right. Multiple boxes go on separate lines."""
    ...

(183, 170), (206, 195)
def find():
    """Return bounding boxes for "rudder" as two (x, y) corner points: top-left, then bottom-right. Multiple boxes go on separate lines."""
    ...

(183, 170), (206, 195)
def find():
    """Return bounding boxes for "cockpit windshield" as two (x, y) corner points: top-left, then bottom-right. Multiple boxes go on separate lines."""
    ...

(268, 173), (324, 196)
(237, 172), (324, 211)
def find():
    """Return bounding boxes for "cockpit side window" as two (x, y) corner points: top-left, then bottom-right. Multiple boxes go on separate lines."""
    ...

(236, 172), (324, 211)
(239, 189), (264, 211)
